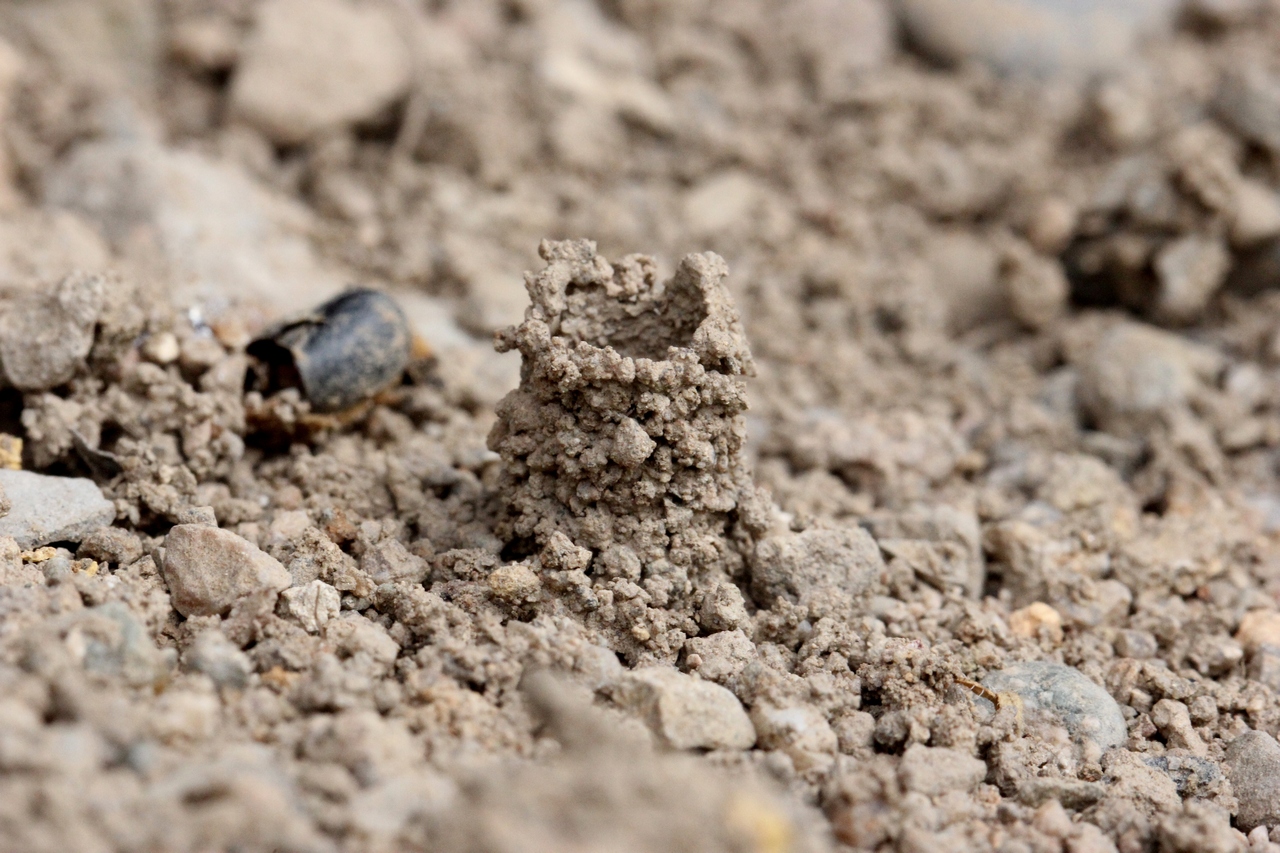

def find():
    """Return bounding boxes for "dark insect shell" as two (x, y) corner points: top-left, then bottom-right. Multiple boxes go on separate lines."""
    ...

(247, 288), (412, 413)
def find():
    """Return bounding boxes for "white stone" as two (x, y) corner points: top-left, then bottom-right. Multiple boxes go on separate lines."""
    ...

(280, 580), (341, 633)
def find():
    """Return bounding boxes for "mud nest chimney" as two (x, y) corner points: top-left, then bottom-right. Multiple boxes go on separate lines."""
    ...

(488, 240), (768, 657)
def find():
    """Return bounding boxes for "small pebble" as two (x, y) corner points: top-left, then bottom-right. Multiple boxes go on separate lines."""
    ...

(752, 526), (883, 607)
(77, 526), (144, 567)
(162, 523), (292, 617)
(1226, 730), (1280, 831)
(1077, 322), (1221, 430)
(186, 629), (253, 689)
(1008, 602), (1064, 643)
(0, 434), (22, 470)
(487, 564), (542, 605)
(0, 469), (116, 549)
(613, 666), (756, 751)
(142, 331), (181, 365)
(42, 555), (73, 584)
(1114, 628), (1159, 659)
(751, 703), (838, 771)
(1151, 234), (1230, 325)
(1236, 609), (1280, 654)
(684, 629), (758, 684)
(981, 660), (1127, 750)
(279, 579), (341, 633)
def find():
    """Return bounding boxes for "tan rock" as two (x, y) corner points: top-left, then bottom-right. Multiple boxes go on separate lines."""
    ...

(684, 630), (758, 684)
(1231, 179), (1280, 246)
(1003, 243), (1068, 331)
(0, 272), (104, 392)
(1152, 234), (1230, 325)
(1236, 609), (1280, 654)
(615, 667), (756, 751)
(487, 564), (542, 604)
(230, 0), (412, 145)
(163, 524), (291, 617)
(1009, 602), (1064, 644)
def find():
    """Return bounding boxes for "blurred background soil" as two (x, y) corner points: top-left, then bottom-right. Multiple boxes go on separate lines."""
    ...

(7, 0), (1280, 851)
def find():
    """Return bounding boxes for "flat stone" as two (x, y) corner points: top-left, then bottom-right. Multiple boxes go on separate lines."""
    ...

(162, 524), (291, 617)
(1226, 730), (1280, 831)
(897, 0), (1177, 78)
(0, 470), (115, 548)
(230, 0), (412, 145)
(615, 666), (756, 751)
(982, 660), (1127, 750)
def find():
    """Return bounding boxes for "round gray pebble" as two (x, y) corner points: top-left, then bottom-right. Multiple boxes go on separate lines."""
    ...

(983, 661), (1127, 750)
(1226, 730), (1280, 831)
(897, 0), (1177, 78)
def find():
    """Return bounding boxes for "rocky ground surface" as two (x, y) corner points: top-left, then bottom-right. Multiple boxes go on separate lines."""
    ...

(7, 0), (1280, 851)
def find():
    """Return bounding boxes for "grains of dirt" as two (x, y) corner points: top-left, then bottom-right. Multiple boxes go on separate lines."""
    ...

(6, 1), (1280, 850)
